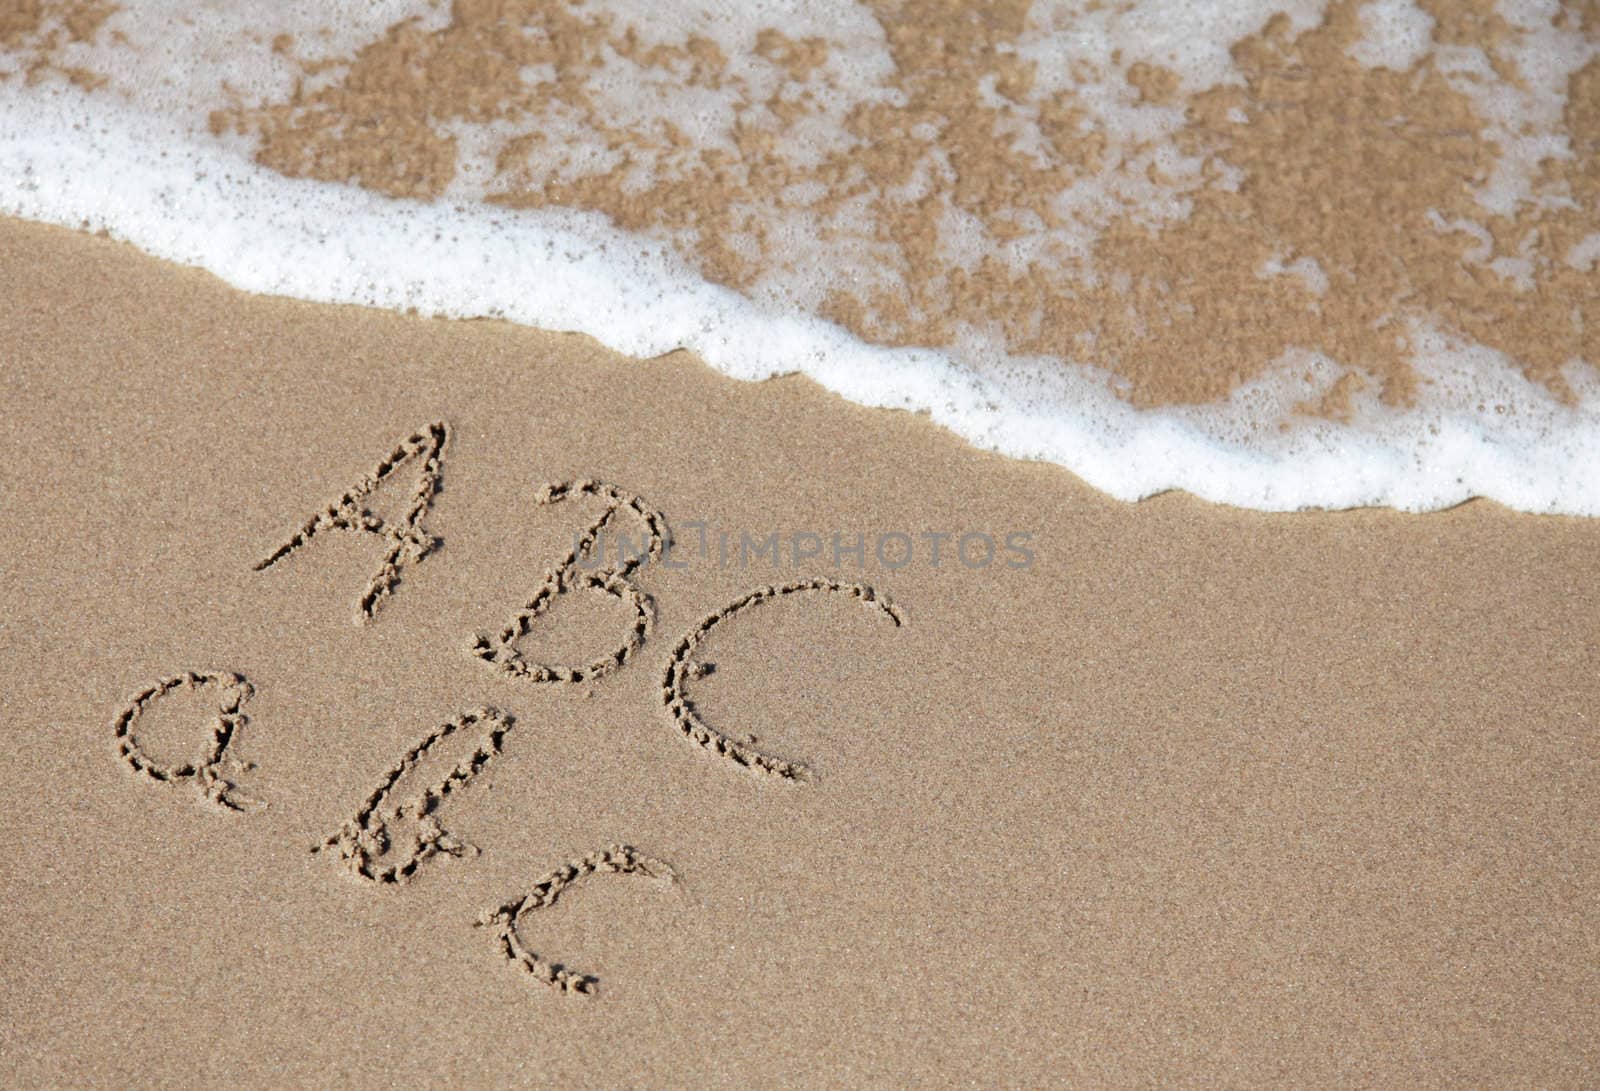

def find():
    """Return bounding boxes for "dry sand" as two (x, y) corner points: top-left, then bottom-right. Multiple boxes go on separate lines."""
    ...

(1, 215), (1597, 1085)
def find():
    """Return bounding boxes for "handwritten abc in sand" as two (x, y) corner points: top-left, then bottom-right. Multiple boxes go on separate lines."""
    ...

(109, 421), (905, 996)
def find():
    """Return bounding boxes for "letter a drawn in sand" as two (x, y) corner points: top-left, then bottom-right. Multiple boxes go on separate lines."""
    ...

(111, 670), (260, 812)
(254, 422), (449, 623)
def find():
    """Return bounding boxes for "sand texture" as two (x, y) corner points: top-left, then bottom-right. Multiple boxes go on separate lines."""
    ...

(203, 0), (1599, 409)
(1, 217), (1597, 1086)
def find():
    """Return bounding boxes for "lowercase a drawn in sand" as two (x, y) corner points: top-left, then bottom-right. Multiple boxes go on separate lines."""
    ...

(112, 669), (260, 812)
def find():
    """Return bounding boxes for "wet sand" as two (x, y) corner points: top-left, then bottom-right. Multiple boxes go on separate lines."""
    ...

(1, 216), (1597, 1085)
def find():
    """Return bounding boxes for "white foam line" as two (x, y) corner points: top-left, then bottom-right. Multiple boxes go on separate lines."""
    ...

(4, 82), (1599, 515)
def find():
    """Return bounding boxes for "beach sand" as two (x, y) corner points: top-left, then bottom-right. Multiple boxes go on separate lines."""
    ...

(2, 214), (1597, 1085)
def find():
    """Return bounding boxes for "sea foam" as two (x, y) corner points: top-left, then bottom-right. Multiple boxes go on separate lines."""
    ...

(2, 1), (1597, 514)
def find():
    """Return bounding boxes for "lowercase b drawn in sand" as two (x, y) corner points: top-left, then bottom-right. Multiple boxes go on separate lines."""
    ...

(477, 844), (677, 996)
(255, 422), (449, 623)
(314, 706), (514, 884)
(469, 480), (669, 684)
(661, 579), (905, 782)
(111, 670), (260, 812)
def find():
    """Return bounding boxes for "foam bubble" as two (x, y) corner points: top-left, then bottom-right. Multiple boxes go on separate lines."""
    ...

(1347, 0), (1435, 71)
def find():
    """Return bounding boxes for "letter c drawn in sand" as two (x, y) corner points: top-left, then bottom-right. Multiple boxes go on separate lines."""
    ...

(477, 844), (676, 996)
(660, 578), (904, 783)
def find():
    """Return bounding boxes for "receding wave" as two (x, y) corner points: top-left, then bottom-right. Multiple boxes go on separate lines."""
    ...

(3, 1), (1597, 513)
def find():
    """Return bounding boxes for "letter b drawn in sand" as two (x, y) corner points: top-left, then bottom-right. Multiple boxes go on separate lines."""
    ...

(314, 707), (513, 884)
(661, 579), (904, 783)
(477, 844), (676, 996)
(254, 422), (449, 623)
(470, 480), (669, 685)
(111, 670), (259, 812)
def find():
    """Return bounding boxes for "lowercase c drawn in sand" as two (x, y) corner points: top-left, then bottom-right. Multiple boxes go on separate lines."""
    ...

(661, 579), (906, 782)
(477, 844), (677, 996)
(469, 480), (669, 684)
(314, 706), (514, 884)
(111, 670), (260, 812)
(254, 422), (450, 623)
